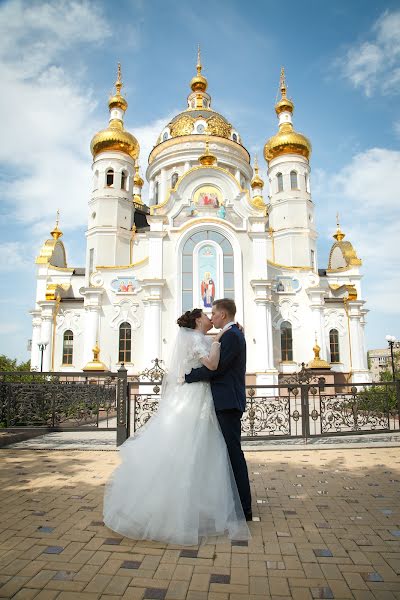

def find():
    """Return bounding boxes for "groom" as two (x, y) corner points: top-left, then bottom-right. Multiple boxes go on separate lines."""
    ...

(185, 298), (252, 521)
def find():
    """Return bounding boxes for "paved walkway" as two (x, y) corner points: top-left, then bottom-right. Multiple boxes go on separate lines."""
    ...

(0, 446), (399, 599)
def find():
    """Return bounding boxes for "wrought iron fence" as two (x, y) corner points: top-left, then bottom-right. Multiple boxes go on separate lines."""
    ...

(129, 362), (400, 440)
(0, 371), (118, 431)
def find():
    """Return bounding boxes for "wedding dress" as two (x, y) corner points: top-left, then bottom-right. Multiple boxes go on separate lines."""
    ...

(103, 327), (250, 545)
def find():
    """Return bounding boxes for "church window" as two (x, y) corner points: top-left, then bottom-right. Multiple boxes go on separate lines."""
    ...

(171, 172), (179, 188)
(181, 230), (234, 312)
(232, 133), (238, 142)
(106, 168), (114, 186)
(311, 249), (315, 270)
(203, 98), (208, 108)
(121, 170), (127, 190)
(62, 330), (73, 365)
(89, 248), (94, 275)
(290, 170), (298, 189)
(329, 329), (340, 363)
(162, 132), (168, 141)
(277, 172), (283, 192)
(305, 172), (310, 192)
(280, 321), (293, 361)
(196, 123), (205, 133)
(154, 182), (159, 204)
(119, 322), (132, 363)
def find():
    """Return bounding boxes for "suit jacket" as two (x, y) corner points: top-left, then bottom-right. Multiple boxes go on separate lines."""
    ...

(185, 324), (246, 413)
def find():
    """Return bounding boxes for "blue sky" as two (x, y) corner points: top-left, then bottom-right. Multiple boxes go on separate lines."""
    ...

(0, 0), (399, 361)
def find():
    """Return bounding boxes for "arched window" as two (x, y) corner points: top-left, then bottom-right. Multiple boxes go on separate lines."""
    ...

(106, 168), (114, 187)
(290, 170), (298, 190)
(232, 133), (238, 142)
(162, 131), (168, 141)
(277, 172), (283, 192)
(280, 321), (293, 361)
(305, 172), (310, 192)
(121, 170), (127, 190)
(62, 330), (73, 365)
(181, 230), (234, 312)
(119, 322), (132, 363)
(171, 172), (179, 188)
(329, 329), (340, 363)
(154, 182), (159, 204)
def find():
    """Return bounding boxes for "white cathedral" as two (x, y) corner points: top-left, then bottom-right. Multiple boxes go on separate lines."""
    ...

(30, 54), (371, 384)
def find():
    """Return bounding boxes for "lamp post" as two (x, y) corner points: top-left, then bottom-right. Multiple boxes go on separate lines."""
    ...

(385, 335), (397, 381)
(37, 341), (48, 372)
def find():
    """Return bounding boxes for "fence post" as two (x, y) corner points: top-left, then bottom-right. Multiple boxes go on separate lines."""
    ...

(396, 379), (400, 431)
(301, 384), (310, 439)
(116, 364), (128, 447)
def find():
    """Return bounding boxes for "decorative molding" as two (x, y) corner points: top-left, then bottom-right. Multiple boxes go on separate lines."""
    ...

(109, 299), (141, 330)
(56, 309), (82, 335)
(272, 298), (301, 330)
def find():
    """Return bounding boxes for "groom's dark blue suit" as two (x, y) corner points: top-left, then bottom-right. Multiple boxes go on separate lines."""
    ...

(185, 324), (252, 515)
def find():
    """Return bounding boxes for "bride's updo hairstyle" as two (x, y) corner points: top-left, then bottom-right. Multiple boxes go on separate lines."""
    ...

(177, 308), (202, 329)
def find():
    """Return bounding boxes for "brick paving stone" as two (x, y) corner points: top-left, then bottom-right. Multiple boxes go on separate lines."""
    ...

(1, 447), (400, 600)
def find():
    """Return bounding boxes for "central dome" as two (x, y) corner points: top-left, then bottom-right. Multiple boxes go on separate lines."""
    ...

(155, 50), (242, 147)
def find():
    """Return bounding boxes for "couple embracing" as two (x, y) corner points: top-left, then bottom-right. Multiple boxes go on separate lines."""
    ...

(104, 298), (252, 545)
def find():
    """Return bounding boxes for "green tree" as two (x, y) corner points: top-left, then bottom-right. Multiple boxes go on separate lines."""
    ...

(0, 355), (30, 372)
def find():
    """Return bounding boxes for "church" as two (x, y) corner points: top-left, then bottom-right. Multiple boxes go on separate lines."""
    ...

(30, 52), (371, 384)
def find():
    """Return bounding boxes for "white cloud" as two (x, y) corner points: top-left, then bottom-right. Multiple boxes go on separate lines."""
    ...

(337, 9), (400, 96)
(0, 242), (31, 271)
(0, 0), (112, 231)
(315, 147), (400, 316)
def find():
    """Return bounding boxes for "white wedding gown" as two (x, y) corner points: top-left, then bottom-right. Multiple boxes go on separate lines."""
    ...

(103, 329), (250, 546)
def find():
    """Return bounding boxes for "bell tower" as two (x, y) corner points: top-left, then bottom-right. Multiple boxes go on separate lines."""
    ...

(86, 65), (140, 280)
(264, 69), (317, 269)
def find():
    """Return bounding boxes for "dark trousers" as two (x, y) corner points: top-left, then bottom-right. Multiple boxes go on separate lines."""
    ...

(216, 409), (252, 514)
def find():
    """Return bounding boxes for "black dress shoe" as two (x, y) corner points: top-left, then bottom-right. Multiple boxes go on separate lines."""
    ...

(245, 512), (253, 521)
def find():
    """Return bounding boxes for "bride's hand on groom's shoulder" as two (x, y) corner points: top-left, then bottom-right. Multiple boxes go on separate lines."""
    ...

(215, 326), (232, 342)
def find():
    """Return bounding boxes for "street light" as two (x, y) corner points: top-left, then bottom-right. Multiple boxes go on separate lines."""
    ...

(37, 341), (48, 372)
(385, 335), (397, 381)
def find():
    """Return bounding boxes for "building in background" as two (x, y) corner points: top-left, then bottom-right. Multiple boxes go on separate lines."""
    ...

(30, 54), (371, 384)
(368, 344), (400, 382)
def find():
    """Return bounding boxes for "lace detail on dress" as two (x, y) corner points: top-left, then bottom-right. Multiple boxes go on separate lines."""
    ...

(178, 332), (210, 383)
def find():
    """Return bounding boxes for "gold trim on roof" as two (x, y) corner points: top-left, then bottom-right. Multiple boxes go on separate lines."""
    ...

(95, 256), (149, 270)
(149, 134), (250, 164)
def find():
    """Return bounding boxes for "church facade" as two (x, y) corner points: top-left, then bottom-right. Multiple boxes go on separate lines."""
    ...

(30, 56), (370, 384)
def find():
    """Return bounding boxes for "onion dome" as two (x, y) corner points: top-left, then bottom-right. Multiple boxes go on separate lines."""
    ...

(308, 338), (330, 370)
(50, 209), (63, 240)
(154, 48), (243, 148)
(264, 68), (311, 162)
(199, 140), (217, 166)
(250, 156), (264, 189)
(83, 344), (107, 372)
(90, 64), (139, 161)
(133, 160), (144, 187)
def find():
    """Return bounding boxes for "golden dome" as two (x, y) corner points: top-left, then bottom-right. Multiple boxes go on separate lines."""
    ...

(90, 64), (139, 160)
(133, 160), (144, 187)
(264, 68), (311, 162)
(199, 140), (217, 166)
(91, 119), (139, 160)
(264, 123), (311, 161)
(251, 156), (264, 189)
(190, 45), (208, 92)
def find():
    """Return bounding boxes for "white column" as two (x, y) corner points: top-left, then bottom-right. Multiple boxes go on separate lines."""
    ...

(250, 280), (278, 389)
(148, 180), (155, 206)
(30, 310), (42, 371)
(141, 280), (165, 370)
(79, 288), (104, 367)
(160, 168), (168, 203)
(235, 168), (241, 183)
(248, 227), (268, 279)
(184, 161), (190, 172)
(37, 301), (56, 372)
(307, 290), (327, 360)
(347, 301), (371, 383)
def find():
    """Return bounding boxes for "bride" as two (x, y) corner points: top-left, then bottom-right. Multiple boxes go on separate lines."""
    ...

(103, 308), (250, 545)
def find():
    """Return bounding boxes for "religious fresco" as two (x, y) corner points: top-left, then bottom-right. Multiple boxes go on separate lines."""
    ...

(111, 276), (141, 294)
(273, 276), (301, 294)
(198, 245), (217, 309)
